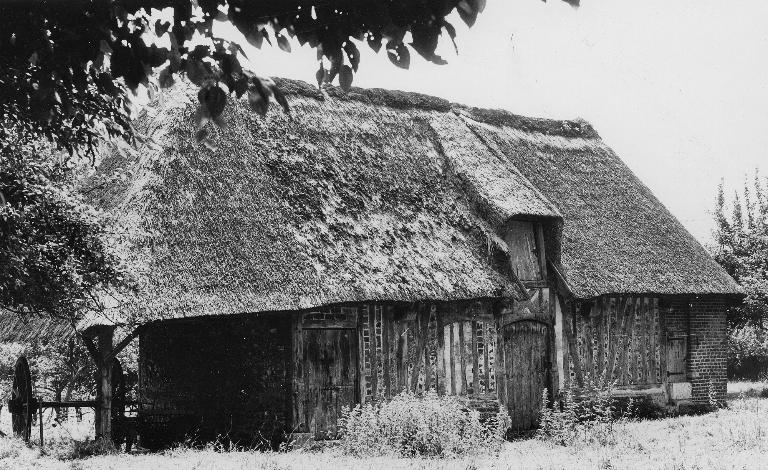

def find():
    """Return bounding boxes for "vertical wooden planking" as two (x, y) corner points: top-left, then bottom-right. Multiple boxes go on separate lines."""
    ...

(495, 318), (505, 407)
(396, 318), (407, 395)
(389, 306), (397, 396)
(409, 309), (426, 393)
(443, 322), (453, 394)
(428, 306), (438, 391)
(648, 298), (658, 383)
(375, 306), (384, 396)
(483, 323), (491, 394)
(452, 322), (462, 395)
(595, 298), (605, 380)
(459, 322), (468, 394)
(606, 297), (623, 382)
(563, 303), (583, 387)
(659, 299), (667, 385)
(368, 306), (378, 399)
(293, 313), (304, 429)
(423, 309), (432, 392)
(382, 309), (391, 399)
(436, 306), (445, 395)
(638, 297), (649, 384)
(357, 309), (366, 404)
(472, 321), (480, 395)
(584, 310), (594, 382)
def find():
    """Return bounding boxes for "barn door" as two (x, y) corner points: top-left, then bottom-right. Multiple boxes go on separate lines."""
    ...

(501, 321), (551, 432)
(302, 329), (358, 439)
(666, 336), (687, 383)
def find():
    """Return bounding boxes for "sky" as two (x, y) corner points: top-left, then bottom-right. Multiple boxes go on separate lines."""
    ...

(219, 0), (768, 244)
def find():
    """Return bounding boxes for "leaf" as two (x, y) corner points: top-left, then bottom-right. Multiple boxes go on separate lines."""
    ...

(442, 21), (458, 54)
(276, 32), (291, 52)
(328, 49), (342, 82)
(155, 20), (171, 37)
(185, 59), (209, 86)
(457, 0), (479, 27)
(233, 76), (249, 98)
(339, 65), (353, 92)
(270, 82), (290, 114)
(343, 41), (360, 72)
(158, 67), (175, 88)
(245, 27), (264, 49)
(247, 88), (269, 116)
(198, 84), (227, 119)
(367, 33), (382, 53)
(99, 40), (113, 55)
(316, 63), (326, 88)
(386, 41), (410, 69)
(194, 105), (211, 129)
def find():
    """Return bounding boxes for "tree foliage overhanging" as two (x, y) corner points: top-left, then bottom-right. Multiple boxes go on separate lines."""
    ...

(0, 0), (507, 156)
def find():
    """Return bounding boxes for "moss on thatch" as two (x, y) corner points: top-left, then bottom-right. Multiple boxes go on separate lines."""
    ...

(87, 78), (739, 321)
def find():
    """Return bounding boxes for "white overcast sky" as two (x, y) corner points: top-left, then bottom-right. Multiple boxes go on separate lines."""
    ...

(215, 0), (768, 244)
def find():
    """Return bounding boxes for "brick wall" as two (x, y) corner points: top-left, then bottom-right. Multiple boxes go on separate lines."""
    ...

(660, 297), (728, 404)
(688, 297), (728, 403)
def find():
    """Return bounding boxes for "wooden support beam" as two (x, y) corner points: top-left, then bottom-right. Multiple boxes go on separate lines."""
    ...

(562, 301), (584, 387)
(83, 326), (115, 442)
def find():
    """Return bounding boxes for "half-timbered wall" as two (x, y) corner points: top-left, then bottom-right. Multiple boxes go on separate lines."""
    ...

(290, 300), (503, 428)
(562, 296), (662, 390)
(139, 294), (558, 446)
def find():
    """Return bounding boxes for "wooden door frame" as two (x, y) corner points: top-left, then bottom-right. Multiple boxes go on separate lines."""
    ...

(291, 312), (361, 434)
(497, 318), (553, 430)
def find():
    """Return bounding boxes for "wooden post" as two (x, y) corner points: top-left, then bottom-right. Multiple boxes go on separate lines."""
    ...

(92, 326), (115, 442)
(38, 396), (43, 448)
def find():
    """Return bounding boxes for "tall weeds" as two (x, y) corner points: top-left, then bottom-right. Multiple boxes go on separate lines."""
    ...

(338, 391), (509, 457)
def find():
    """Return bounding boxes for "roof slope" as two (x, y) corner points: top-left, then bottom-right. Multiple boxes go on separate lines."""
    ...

(88, 78), (740, 321)
(87, 80), (559, 320)
(0, 310), (75, 343)
(460, 112), (741, 298)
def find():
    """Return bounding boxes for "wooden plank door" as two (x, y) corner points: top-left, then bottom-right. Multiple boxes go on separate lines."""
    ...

(501, 321), (551, 432)
(302, 328), (358, 439)
(666, 337), (687, 383)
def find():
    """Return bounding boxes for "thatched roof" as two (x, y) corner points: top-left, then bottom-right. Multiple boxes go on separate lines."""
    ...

(460, 114), (741, 298)
(87, 78), (739, 321)
(0, 310), (76, 343)
(87, 79), (561, 320)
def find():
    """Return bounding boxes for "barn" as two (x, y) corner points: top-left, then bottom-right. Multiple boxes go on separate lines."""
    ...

(76, 78), (741, 448)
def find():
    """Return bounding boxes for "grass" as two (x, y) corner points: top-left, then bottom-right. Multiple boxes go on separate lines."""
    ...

(1, 385), (767, 470)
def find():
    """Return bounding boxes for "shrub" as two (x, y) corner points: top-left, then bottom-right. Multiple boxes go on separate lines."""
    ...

(338, 390), (509, 457)
(51, 437), (117, 460)
(537, 379), (635, 447)
(728, 324), (768, 380)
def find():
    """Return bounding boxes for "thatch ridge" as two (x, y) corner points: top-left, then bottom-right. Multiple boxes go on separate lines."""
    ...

(274, 77), (598, 139)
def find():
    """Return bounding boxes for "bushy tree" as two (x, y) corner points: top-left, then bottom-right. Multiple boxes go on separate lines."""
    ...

(712, 173), (768, 328)
(0, 139), (128, 323)
(712, 172), (768, 378)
